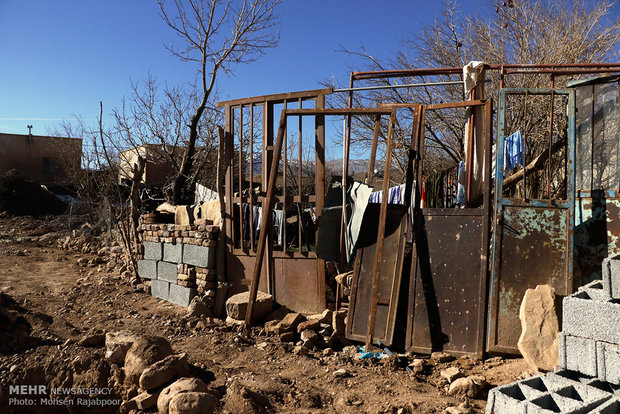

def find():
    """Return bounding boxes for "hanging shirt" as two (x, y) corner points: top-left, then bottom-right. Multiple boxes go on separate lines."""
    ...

(505, 130), (524, 171)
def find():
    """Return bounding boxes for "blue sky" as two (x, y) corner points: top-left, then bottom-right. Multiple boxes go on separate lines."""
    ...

(0, 0), (616, 144)
(0, 0), (486, 138)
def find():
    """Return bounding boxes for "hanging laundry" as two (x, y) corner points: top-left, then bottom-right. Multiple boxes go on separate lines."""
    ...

(456, 161), (466, 207)
(273, 210), (284, 247)
(504, 130), (524, 171)
(368, 183), (406, 205)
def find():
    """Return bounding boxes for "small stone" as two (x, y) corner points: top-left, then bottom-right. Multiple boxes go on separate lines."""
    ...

(448, 375), (487, 398)
(300, 329), (320, 344)
(445, 405), (474, 414)
(132, 391), (159, 410)
(332, 310), (347, 335)
(139, 353), (190, 390)
(333, 368), (349, 378)
(440, 367), (463, 383)
(293, 345), (308, 356)
(296, 319), (320, 333)
(322, 348), (334, 356)
(225, 291), (273, 320)
(277, 312), (305, 333)
(410, 358), (426, 373)
(79, 331), (105, 347)
(431, 352), (454, 363)
(279, 331), (296, 343)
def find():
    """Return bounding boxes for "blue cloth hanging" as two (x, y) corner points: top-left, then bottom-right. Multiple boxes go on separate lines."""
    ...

(504, 130), (524, 171)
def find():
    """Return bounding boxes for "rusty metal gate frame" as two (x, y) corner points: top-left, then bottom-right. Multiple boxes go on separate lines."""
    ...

(218, 89), (331, 314)
(406, 99), (493, 358)
(487, 88), (576, 354)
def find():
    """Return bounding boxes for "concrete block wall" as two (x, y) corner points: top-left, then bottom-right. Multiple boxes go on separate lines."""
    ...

(487, 257), (620, 412)
(136, 221), (219, 308)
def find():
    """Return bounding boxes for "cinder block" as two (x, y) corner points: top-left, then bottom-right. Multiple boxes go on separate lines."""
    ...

(163, 243), (183, 263)
(486, 371), (617, 414)
(168, 283), (197, 307)
(597, 341), (620, 385)
(138, 259), (157, 280)
(602, 256), (620, 300)
(157, 261), (178, 283)
(143, 242), (163, 261)
(559, 333), (598, 377)
(182, 244), (215, 268)
(151, 280), (170, 301)
(562, 290), (620, 344)
(593, 397), (620, 413)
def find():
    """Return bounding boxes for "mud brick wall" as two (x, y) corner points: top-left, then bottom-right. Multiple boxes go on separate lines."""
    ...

(136, 221), (219, 308)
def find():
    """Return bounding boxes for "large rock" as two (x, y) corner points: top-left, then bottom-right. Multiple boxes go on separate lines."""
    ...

(448, 375), (487, 398)
(168, 391), (218, 414)
(105, 331), (141, 365)
(517, 284), (559, 372)
(139, 353), (190, 390)
(124, 336), (174, 385)
(225, 291), (273, 320)
(277, 312), (305, 333)
(157, 377), (209, 414)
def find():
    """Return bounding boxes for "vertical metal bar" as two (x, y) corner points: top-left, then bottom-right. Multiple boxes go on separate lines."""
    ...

(250, 105), (255, 251)
(547, 76), (555, 200)
(366, 115), (381, 186)
(283, 100), (288, 252)
(466, 89), (476, 203)
(244, 110), (287, 331)
(566, 90), (576, 293)
(223, 105), (234, 278)
(405, 104), (422, 350)
(366, 110), (396, 350)
(230, 107), (236, 249)
(263, 101), (273, 293)
(239, 106), (244, 250)
(476, 99), (493, 359)
(298, 97), (303, 252)
(315, 94), (326, 310)
(340, 73), (355, 270)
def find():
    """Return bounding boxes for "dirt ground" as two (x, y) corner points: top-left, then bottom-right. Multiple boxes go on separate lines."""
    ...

(0, 214), (534, 413)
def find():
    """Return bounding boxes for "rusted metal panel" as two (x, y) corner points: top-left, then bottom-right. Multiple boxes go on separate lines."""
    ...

(274, 258), (323, 314)
(490, 206), (571, 353)
(347, 206), (408, 346)
(408, 212), (486, 356)
(488, 88), (576, 354)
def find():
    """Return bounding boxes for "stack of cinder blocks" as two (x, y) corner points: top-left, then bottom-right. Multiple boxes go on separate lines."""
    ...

(137, 223), (218, 307)
(486, 256), (620, 413)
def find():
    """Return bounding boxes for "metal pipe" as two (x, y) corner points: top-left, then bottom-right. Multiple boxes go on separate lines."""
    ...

(334, 80), (465, 93)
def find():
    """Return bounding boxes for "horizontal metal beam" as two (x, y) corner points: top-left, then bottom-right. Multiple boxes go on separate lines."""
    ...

(284, 108), (394, 116)
(216, 88), (333, 107)
(334, 80), (464, 93)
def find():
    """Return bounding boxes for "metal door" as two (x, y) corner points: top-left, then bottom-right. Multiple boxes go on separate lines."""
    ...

(487, 88), (576, 354)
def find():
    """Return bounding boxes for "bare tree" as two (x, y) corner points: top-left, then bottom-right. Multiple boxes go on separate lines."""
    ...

(159, 0), (281, 204)
(326, 0), (619, 196)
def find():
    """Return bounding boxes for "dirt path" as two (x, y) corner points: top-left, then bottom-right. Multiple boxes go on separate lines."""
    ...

(0, 215), (530, 413)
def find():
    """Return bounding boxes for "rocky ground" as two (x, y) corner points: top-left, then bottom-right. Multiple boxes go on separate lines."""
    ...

(0, 213), (534, 413)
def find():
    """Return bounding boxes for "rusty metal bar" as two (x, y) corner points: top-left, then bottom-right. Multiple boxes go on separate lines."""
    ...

(366, 115), (381, 186)
(298, 97), (303, 252)
(250, 105), (255, 251)
(315, 94), (327, 310)
(217, 88), (333, 107)
(283, 100), (288, 252)
(365, 110), (396, 350)
(244, 110), (287, 330)
(286, 108), (393, 116)
(334, 80), (465, 93)
(466, 89), (476, 203)
(340, 74), (354, 270)
(427, 99), (487, 110)
(239, 106), (244, 250)
(547, 80), (555, 199)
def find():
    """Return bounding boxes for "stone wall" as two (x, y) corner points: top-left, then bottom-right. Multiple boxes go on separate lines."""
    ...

(137, 222), (218, 309)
